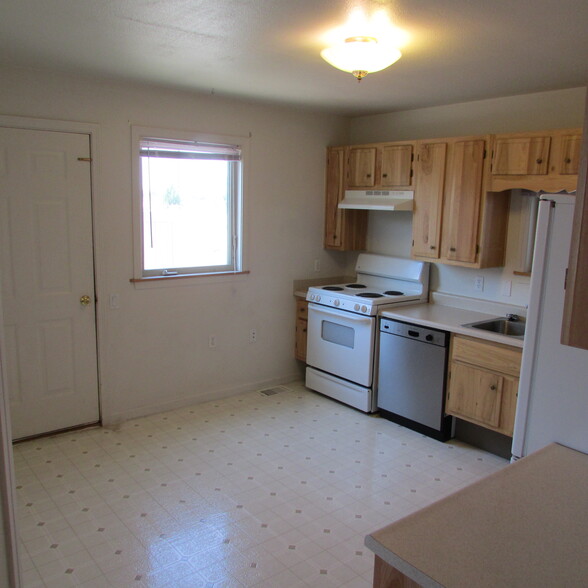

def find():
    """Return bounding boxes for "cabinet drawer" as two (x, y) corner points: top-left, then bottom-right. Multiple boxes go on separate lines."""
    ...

(296, 299), (308, 318)
(452, 335), (521, 377)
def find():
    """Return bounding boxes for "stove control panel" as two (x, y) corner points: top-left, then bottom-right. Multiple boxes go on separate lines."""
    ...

(307, 291), (374, 315)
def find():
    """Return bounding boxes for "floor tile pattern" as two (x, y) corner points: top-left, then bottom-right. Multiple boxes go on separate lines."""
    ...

(13, 382), (507, 587)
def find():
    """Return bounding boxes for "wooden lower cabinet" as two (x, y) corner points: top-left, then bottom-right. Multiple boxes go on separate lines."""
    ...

(445, 335), (521, 437)
(373, 556), (422, 588)
(295, 298), (308, 361)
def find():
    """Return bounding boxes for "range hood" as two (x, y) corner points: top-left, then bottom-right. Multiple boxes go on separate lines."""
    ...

(338, 190), (414, 211)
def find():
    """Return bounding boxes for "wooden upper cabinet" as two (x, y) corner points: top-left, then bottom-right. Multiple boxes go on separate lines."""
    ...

(324, 147), (345, 249)
(562, 90), (588, 351)
(489, 128), (582, 192)
(441, 138), (486, 263)
(412, 135), (507, 268)
(492, 135), (551, 175)
(412, 142), (447, 259)
(380, 144), (413, 187)
(347, 147), (377, 188)
(323, 146), (367, 251)
(347, 142), (414, 189)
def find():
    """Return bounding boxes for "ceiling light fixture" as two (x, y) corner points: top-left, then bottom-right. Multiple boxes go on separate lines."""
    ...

(321, 36), (401, 81)
(320, 8), (405, 81)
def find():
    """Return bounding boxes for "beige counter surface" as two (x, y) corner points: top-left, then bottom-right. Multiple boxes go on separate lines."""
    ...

(380, 303), (524, 348)
(365, 443), (588, 587)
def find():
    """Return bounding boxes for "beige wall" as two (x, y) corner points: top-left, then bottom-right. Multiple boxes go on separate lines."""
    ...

(349, 87), (587, 307)
(0, 65), (351, 424)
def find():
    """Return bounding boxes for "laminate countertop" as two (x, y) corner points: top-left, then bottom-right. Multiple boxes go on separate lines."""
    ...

(365, 443), (588, 587)
(380, 303), (524, 348)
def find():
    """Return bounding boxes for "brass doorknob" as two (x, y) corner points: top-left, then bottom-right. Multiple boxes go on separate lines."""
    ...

(80, 295), (91, 306)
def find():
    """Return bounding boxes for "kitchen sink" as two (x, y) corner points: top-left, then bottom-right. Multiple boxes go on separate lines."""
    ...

(462, 317), (525, 338)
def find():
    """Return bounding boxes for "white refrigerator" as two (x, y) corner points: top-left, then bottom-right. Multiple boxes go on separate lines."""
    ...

(512, 193), (588, 459)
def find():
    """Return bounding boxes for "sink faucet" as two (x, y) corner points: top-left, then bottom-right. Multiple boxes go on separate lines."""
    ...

(506, 313), (520, 322)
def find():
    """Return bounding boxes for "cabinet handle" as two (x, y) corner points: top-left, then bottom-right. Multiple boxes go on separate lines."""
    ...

(366, 174), (372, 178)
(565, 157), (572, 164)
(382, 173), (388, 178)
(449, 247), (456, 252)
(490, 385), (497, 391)
(430, 245), (436, 250)
(536, 158), (543, 164)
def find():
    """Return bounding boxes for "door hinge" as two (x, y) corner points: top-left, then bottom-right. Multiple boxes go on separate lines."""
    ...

(476, 244), (480, 254)
(483, 149), (487, 159)
(77, 157), (92, 162)
(410, 169), (414, 178)
(564, 267), (568, 290)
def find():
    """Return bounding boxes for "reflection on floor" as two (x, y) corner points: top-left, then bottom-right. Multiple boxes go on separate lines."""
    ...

(14, 382), (507, 587)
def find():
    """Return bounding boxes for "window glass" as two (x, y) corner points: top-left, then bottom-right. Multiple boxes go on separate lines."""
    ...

(133, 131), (244, 278)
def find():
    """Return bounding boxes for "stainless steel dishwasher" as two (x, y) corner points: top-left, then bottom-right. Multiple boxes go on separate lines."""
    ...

(377, 318), (453, 441)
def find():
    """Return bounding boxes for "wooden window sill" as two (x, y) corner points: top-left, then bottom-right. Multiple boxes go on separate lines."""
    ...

(130, 270), (250, 283)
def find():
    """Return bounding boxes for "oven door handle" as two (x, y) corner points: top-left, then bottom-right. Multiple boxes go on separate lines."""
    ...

(308, 303), (374, 325)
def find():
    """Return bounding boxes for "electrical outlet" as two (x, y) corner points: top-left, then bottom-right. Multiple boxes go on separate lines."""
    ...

(209, 335), (217, 348)
(502, 280), (512, 297)
(314, 259), (321, 272)
(249, 329), (257, 343)
(109, 293), (120, 309)
(474, 276), (484, 292)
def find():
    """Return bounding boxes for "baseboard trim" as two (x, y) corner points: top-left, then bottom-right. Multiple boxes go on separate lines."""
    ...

(102, 373), (302, 426)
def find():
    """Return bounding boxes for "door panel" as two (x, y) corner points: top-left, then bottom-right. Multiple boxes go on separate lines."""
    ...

(0, 127), (99, 439)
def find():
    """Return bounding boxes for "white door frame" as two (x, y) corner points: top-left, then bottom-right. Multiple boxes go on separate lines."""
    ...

(0, 115), (104, 587)
(0, 289), (21, 587)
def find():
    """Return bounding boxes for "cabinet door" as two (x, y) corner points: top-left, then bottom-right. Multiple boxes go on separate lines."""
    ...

(381, 144), (413, 187)
(441, 139), (486, 263)
(295, 318), (308, 361)
(412, 142), (447, 259)
(324, 147), (346, 249)
(324, 147), (367, 251)
(492, 136), (551, 175)
(558, 133), (582, 175)
(447, 362), (503, 429)
(348, 147), (377, 187)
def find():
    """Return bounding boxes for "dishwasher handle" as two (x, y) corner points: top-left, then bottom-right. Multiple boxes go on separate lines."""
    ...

(380, 318), (449, 347)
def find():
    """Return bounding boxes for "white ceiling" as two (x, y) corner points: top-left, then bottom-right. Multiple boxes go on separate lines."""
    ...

(1, 0), (587, 116)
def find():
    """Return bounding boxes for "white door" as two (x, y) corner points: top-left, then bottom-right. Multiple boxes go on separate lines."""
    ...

(0, 127), (99, 440)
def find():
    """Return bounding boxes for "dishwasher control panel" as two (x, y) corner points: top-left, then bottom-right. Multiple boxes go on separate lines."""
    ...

(380, 318), (448, 347)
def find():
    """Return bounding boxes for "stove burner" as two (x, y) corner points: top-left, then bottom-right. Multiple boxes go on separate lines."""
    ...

(346, 283), (366, 289)
(322, 286), (344, 291)
(356, 292), (384, 298)
(384, 290), (405, 296)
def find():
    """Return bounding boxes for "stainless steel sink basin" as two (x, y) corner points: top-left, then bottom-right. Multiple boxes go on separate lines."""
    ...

(462, 317), (526, 338)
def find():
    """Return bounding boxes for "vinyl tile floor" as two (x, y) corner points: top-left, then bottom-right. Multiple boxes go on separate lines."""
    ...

(13, 382), (508, 587)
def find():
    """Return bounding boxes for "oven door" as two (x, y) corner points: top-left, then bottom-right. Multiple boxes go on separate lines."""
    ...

(306, 303), (376, 387)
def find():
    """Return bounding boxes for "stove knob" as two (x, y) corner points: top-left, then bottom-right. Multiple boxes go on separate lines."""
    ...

(354, 303), (360, 311)
(361, 305), (368, 313)
(426, 334), (434, 342)
(309, 293), (315, 301)
(316, 295), (321, 302)
(334, 299), (340, 307)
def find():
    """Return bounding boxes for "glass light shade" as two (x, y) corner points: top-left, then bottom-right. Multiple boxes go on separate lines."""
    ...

(321, 36), (402, 79)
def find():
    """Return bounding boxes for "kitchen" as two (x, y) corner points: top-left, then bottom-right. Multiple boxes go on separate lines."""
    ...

(1, 1), (588, 586)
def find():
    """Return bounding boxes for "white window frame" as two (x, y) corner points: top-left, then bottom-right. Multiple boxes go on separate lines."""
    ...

(131, 125), (248, 282)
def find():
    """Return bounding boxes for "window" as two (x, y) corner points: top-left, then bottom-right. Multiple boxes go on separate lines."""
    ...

(132, 127), (245, 279)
